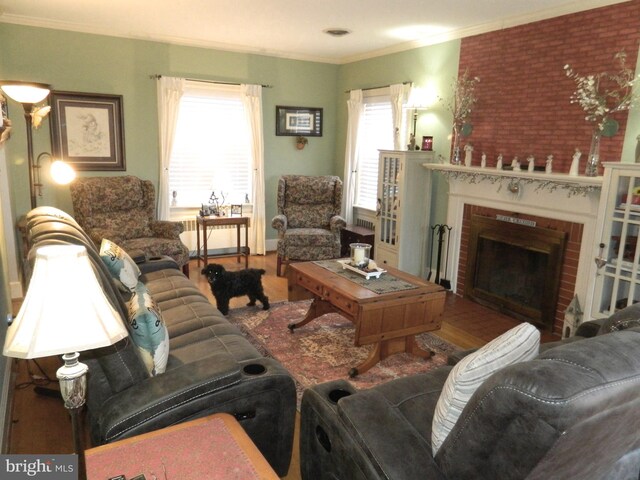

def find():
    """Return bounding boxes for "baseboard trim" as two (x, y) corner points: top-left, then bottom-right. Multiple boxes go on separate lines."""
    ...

(9, 281), (22, 300)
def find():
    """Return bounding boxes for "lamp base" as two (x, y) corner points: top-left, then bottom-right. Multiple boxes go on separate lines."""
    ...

(56, 352), (88, 480)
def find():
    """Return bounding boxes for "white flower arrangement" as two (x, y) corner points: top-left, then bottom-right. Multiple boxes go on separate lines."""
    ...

(442, 69), (480, 127)
(564, 51), (640, 132)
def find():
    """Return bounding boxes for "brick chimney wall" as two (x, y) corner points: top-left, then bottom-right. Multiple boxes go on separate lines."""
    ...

(458, 1), (640, 174)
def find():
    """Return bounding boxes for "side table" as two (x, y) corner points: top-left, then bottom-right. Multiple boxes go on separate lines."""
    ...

(340, 224), (375, 258)
(196, 215), (250, 269)
(85, 413), (279, 480)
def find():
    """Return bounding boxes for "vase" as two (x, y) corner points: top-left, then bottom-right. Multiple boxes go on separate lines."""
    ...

(451, 125), (461, 165)
(585, 130), (601, 177)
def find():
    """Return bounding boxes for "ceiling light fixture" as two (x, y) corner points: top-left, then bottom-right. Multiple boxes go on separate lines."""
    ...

(324, 28), (351, 37)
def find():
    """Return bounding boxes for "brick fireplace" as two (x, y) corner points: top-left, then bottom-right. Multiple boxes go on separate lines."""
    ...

(424, 164), (603, 335)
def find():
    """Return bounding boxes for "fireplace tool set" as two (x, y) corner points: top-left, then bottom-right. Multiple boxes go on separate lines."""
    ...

(428, 224), (453, 289)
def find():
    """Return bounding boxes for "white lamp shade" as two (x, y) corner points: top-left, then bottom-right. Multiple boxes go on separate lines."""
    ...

(3, 244), (128, 359)
(406, 86), (437, 109)
(0, 82), (51, 104)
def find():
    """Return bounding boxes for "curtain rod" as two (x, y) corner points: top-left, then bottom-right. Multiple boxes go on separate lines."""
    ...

(344, 81), (411, 94)
(150, 74), (273, 89)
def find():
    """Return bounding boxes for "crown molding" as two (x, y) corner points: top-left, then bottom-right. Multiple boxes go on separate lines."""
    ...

(0, 0), (632, 66)
(337, 0), (631, 64)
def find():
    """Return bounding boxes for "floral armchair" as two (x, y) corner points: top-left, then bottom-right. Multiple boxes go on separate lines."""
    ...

(70, 176), (190, 274)
(272, 175), (346, 276)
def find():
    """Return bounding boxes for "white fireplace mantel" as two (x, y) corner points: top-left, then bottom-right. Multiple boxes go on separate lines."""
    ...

(423, 163), (603, 316)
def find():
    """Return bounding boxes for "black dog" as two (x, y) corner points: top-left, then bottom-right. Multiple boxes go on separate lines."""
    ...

(201, 263), (270, 315)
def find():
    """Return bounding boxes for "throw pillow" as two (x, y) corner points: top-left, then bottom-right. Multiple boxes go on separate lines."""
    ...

(431, 322), (540, 455)
(100, 238), (141, 291)
(127, 282), (169, 376)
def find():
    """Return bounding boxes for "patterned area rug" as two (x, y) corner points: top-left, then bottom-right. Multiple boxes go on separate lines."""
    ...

(226, 300), (459, 406)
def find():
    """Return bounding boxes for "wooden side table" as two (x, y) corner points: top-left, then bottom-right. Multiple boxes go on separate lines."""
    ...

(196, 215), (250, 269)
(85, 413), (279, 479)
(341, 224), (375, 258)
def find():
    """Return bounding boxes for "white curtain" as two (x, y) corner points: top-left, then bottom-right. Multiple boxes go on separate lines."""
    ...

(342, 89), (363, 225)
(390, 83), (409, 150)
(156, 76), (185, 220)
(241, 84), (266, 255)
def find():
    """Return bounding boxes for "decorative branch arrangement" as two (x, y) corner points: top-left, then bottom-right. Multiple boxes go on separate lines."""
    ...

(564, 51), (640, 134)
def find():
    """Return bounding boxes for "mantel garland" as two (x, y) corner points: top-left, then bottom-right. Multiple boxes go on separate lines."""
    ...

(432, 168), (602, 198)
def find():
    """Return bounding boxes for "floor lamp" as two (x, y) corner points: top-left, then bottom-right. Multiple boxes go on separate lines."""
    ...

(0, 81), (51, 209)
(3, 244), (129, 480)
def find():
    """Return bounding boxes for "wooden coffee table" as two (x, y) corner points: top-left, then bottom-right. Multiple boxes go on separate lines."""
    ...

(287, 261), (445, 377)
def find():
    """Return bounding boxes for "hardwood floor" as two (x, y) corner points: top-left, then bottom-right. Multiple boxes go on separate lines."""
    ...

(7, 252), (560, 478)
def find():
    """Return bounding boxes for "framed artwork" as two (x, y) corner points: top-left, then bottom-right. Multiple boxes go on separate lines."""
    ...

(276, 106), (322, 136)
(49, 91), (126, 171)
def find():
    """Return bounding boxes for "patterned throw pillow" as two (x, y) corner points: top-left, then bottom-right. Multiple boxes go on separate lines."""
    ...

(127, 282), (169, 376)
(431, 322), (540, 455)
(99, 238), (141, 291)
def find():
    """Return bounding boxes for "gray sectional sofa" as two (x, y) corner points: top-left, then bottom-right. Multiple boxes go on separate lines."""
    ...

(300, 312), (640, 479)
(23, 207), (296, 476)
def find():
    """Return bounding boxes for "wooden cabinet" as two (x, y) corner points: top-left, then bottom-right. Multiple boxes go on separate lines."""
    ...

(375, 150), (435, 277)
(591, 163), (640, 318)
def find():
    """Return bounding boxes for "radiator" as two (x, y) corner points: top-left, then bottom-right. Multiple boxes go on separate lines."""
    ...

(355, 217), (375, 231)
(177, 217), (249, 257)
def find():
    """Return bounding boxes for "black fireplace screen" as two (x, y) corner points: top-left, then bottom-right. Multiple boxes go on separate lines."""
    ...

(465, 215), (567, 330)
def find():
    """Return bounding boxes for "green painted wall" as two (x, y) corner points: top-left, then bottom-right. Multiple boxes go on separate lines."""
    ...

(0, 23), (340, 237)
(335, 41), (462, 228)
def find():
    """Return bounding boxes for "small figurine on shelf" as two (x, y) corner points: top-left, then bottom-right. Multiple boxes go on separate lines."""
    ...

(545, 155), (554, 174)
(464, 143), (473, 167)
(408, 133), (416, 151)
(527, 155), (535, 172)
(512, 156), (521, 172)
(209, 190), (226, 216)
(496, 153), (503, 169)
(481, 152), (487, 168)
(569, 148), (582, 176)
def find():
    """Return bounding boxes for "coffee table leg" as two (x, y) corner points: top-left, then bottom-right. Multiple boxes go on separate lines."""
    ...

(288, 298), (335, 332)
(349, 336), (433, 377)
(406, 335), (434, 359)
(349, 342), (382, 378)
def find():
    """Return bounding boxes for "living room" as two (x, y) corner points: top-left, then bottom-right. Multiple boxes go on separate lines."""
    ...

(1, 0), (640, 478)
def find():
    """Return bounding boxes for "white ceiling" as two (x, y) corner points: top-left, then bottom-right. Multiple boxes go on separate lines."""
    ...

(0, 0), (629, 64)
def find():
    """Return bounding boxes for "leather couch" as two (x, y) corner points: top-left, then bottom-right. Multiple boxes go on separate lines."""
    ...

(23, 207), (296, 476)
(300, 313), (640, 479)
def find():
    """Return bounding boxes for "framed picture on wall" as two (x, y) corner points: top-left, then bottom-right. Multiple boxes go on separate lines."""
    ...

(276, 106), (323, 136)
(49, 91), (126, 171)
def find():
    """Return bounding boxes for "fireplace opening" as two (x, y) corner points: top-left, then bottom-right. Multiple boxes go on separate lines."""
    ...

(464, 215), (567, 330)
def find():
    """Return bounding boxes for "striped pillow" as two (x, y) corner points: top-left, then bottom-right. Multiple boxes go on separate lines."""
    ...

(431, 322), (540, 455)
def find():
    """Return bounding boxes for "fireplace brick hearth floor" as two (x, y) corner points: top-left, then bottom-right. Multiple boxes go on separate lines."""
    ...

(438, 293), (560, 349)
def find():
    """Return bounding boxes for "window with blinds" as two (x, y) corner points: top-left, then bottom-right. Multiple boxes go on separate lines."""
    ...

(169, 82), (251, 208)
(354, 93), (394, 211)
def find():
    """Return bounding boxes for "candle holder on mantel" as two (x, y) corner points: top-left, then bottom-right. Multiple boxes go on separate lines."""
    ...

(350, 243), (372, 269)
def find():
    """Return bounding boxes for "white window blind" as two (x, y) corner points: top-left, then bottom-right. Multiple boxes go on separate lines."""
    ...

(354, 93), (393, 211)
(169, 82), (251, 208)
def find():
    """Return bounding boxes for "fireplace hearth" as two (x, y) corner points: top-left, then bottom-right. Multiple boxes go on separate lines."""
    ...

(465, 215), (567, 330)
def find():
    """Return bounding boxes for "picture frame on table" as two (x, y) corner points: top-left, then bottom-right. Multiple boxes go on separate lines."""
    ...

(276, 106), (323, 136)
(49, 91), (126, 171)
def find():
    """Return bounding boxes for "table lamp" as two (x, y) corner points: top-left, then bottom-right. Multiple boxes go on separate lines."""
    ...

(3, 244), (129, 480)
(405, 87), (433, 150)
